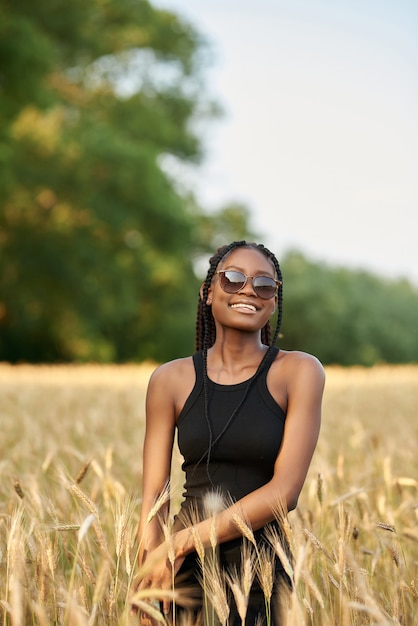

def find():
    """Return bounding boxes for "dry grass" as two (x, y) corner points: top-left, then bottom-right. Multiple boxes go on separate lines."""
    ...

(0, 362), (417, 624)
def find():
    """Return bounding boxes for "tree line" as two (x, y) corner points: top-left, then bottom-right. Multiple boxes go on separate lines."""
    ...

(279, 252), (418, 366)
(1, 0), (417, 365)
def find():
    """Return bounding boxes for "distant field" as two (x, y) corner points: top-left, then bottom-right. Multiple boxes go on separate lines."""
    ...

(0, 363), (417, 624)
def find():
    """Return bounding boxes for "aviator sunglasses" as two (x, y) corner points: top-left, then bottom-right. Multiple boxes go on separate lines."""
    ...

(216, 270), (281, 300)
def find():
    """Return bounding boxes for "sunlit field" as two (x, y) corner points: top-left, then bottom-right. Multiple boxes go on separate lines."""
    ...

(0, 363), (417, 625)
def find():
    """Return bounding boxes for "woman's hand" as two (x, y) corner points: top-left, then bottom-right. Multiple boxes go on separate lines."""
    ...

(130, 539), (186, 621)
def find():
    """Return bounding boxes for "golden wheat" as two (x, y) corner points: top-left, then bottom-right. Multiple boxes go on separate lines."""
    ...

(0, 363), (417, 624)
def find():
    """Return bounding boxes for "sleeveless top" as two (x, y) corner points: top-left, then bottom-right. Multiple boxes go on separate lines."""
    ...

(176, 346), (286, 518)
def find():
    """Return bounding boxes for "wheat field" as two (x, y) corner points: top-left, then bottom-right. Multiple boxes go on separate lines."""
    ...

(0, 363), (417, 625)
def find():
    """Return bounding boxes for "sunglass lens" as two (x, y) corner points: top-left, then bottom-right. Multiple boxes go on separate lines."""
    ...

(221, 271), (246, 293)
(253, 277), (277, 299)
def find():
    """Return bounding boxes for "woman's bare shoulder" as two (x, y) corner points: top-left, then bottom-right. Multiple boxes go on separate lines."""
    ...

(274, 349), (325, 381)
(148, 356), (195, 388)
(147, 356), (197, 416)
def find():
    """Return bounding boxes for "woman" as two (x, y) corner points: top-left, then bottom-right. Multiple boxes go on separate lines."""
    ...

(132, 241), (325, 625)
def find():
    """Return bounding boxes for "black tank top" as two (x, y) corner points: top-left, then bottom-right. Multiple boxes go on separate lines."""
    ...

(176, 347), (286, 513)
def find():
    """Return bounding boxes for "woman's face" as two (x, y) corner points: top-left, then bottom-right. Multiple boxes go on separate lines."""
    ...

(207, 246), (278, 334)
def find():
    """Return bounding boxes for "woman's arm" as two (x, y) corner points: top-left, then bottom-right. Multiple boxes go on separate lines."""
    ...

(137, 364), (177, 562)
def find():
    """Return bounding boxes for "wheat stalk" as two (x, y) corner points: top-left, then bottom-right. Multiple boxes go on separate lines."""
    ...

(200, 557), (230, 626)
(231, 513), (257, 546)
(225, 543), (256, 626)
(190, 526), (205, 564)
(146, 481), (171, 525)
(264, 525), (294, 583)
(89, 560), (111, 626)
(75, 460), (92, 485)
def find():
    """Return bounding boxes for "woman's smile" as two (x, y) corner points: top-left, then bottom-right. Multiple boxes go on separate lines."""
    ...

(229, 301), (258, 313)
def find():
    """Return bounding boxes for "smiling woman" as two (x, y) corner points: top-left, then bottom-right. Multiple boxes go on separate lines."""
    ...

(131, 240), (325, 625)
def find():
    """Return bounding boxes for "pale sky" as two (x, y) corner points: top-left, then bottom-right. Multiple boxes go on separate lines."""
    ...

(155, 0), (418, 284)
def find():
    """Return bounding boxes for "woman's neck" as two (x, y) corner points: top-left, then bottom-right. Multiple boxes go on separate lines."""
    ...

(207, 336), (269, 384)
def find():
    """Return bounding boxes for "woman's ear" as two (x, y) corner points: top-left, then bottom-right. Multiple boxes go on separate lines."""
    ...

(200, 282), (212, 305)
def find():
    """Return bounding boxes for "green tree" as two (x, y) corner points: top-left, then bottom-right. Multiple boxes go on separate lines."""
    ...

(0, 0), (257, 362)
(279, 251), (418, 365)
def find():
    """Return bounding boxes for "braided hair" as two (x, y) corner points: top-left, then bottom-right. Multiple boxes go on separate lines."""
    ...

(196, 240), (283, 352)
(193, 241), (284, 486)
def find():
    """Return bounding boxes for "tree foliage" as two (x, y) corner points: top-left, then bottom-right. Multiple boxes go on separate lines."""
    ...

(1, 2), (417, 365)
(279, 252), (418, 365)
(0, 0), (255, 362)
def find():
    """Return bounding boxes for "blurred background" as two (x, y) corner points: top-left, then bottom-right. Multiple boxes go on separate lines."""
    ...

(1, 0), (417, 366)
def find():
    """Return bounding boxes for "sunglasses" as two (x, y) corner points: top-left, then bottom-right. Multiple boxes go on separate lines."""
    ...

(216, 270), (281, 300)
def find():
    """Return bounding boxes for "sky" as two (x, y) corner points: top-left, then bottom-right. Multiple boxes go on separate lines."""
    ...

(155, 0), (418, 284)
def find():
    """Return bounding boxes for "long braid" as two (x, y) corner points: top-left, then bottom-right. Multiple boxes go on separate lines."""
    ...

(196, 241), (245, 352)
(253, 243), (284, 345)
(197, 242), (244, 486)
(193, 241), (284, 485)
